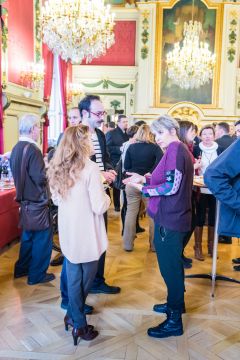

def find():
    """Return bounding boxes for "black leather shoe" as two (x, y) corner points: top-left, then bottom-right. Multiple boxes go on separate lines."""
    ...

(136, 226), (145, 234)
(28, 273), (55, 285)
(232, 257), (240, 264)
(14, 271), (28, 279)
(114, 207), (120, 212)
(89, 282), (121, 294)
(148, 308), (183, 338)
(153, 303), (186, 314)
(61, 302), (94, 314)
(50, 254), (64, 266)
(218, 236), (232, 244)
(233, 265), (240, 271)
(182, 255), (192, 264)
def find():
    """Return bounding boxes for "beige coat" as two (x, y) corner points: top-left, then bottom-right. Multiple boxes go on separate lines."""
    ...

(54, 159), (111, 264)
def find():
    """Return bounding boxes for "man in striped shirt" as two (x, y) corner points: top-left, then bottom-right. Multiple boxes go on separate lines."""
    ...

(79, 95), (120, 294)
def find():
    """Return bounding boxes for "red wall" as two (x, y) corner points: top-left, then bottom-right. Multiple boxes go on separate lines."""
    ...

(83, 21), (136, 66)
(7, 0), (34, 84)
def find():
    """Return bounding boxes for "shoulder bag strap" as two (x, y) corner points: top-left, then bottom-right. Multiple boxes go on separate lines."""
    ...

(20, 144), (31, 201)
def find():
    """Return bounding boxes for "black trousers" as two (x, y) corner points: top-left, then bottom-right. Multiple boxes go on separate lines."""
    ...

(91, 211), (107, 288)
(195, 193), (216, 227)
(154, 224), (187, 310)
(113, 187), (120, 210)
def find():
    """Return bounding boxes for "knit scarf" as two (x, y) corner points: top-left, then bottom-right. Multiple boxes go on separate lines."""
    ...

(147, 141), (180, 219)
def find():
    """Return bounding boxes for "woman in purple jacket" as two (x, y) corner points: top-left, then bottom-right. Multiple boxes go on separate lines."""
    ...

(124, 115), (193, 338)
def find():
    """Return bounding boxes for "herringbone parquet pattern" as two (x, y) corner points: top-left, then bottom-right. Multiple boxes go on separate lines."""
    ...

(0, 209), (240, 359)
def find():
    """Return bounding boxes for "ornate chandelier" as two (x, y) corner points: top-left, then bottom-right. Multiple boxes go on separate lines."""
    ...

(41, 0), (115, 64)
(166, 20), (216, 90)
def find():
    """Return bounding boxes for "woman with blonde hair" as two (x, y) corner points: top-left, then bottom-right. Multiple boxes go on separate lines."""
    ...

(48, 125), (110, 345)
(123, 124), (163, 251)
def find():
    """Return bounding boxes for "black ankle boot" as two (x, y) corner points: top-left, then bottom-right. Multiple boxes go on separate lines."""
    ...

(153, 302), (186, 314)
(147, 308), (183, 338)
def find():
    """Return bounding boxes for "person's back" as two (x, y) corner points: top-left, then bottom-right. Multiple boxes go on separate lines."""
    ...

(11, 141), (48, 203)
(124, 142), (162, 175)
(10, 114), (54, 286)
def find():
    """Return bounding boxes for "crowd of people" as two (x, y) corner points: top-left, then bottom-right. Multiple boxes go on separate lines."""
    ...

(6, 94), (240, 345)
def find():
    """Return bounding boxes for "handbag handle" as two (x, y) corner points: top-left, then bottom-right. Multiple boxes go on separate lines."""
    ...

(19, 144), (30, 202)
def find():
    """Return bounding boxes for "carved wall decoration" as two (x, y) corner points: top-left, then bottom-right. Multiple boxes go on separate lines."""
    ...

(34, 0), (41, 62)
(227, 10), (237, 63)
(167, 102), (204, 125)
(140, 10), (150, 60)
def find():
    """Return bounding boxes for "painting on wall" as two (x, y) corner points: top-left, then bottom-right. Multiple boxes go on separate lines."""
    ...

(155, 0), (223, 107)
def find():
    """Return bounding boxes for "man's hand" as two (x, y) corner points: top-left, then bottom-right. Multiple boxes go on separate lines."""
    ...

(123, 172), (145, 185)
(102, 170), (116, 184)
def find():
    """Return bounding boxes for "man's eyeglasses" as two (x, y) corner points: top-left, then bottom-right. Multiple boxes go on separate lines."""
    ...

(89, 111), (107, 118)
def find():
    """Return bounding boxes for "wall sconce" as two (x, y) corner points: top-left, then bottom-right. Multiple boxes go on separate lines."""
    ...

(20, 61), (44, 91)
(67, 82), (84, 103)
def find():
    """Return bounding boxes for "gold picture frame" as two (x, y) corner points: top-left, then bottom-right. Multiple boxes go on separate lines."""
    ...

(154, 0), (223, 108)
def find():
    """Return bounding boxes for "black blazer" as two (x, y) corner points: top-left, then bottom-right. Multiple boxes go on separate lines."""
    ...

(216, 135), (235, 151)
(106, 126), (129, 166)
(10, 141), (49, 203)
(91, 128), (113, 171)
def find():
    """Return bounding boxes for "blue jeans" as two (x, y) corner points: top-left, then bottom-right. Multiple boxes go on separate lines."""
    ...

(15, 228), (53, 283)
(66, 259), (98, 328)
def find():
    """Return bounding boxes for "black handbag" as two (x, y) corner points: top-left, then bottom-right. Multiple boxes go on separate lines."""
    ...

(113, 158), (126, 190)
(19, 144), (50, 231)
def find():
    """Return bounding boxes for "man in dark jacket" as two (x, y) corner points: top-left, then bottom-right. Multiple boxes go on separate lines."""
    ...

(106, 115), (129, 211)
(10, 114), (54, 285)
(215, 122), (235, 244)
(204, 139), (240, 271)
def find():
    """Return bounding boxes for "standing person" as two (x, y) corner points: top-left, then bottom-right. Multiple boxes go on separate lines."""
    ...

(215, 122), (235, 245)
(178, 120), (201, 268)
(106, 115), (129, 211)
(235, 120), (240, 138)
(79, 95), (120, 294)
(123, 124), (163, 251)
(193, 125), (223, 260)
(48, 125), (111, 344)
(10, 114), (54, 285)
(204, 139), (240, 271)
(124, 115), (193, 338)
(57, 107), (82, 145)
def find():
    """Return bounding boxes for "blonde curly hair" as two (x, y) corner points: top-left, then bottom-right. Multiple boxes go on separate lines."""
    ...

(47, 125), (91, 198)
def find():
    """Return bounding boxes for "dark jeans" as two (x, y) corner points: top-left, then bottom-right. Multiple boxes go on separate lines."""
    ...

(15, 228), (52, 283)
(66, 259), (98, 328)
(60, 212), (107, 304)
(154, 224), (187, 310)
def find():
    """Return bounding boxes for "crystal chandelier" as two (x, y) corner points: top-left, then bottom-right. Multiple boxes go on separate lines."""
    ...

(166, 19), (216, 90)
(41, 0), (115, 64)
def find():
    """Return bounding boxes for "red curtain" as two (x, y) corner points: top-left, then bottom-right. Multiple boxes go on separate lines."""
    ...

(58, 57), (69, 130)
(42, 44), (53, 154)
(0, 16), (4, 154)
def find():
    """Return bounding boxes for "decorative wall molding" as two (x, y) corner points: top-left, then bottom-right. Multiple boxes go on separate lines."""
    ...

(227, 9), (238, 62)
(139, 9), (150, 60)
(34, 0), (41, 62)
(82, 79), (134, 90)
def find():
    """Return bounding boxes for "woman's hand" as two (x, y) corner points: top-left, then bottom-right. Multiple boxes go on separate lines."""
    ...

(128, 183), (143, 192)
(194, 158), (202, 170)
(123, 172), (145, 185)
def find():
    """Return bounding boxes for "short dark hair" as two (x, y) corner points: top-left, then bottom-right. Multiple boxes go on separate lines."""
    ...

(78, 95), (100, 117)
(135, 120), (146, 126)
(127, 125), (139, 138)
(199, 125), (215, 137)
(235, 120), (240, 127)
(108, 121), (116, 129)
(216, 122), (230, 134)
(118, 115), (127, 122)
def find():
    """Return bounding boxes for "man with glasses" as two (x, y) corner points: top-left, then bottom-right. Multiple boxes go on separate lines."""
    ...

(79, 95), (120, 294)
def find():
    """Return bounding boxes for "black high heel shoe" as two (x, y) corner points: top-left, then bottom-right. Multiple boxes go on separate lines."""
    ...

(64, 315), (94, 332)
(72, 326), (98, 346)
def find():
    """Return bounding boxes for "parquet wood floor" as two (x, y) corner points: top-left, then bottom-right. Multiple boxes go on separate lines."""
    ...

(0, 209), (240, 359)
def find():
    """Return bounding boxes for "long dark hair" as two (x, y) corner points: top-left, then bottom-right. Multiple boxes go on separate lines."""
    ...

(179, 120), (194, 145)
